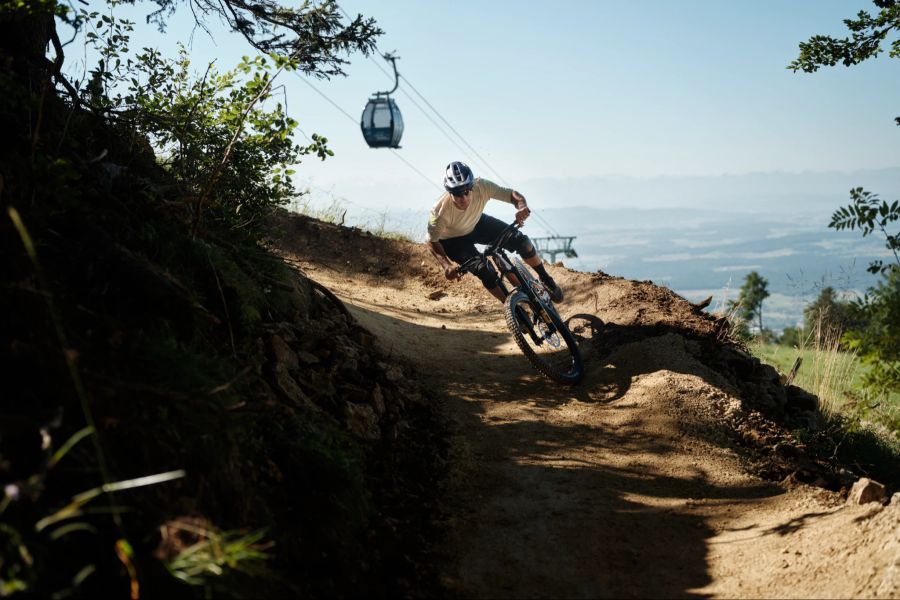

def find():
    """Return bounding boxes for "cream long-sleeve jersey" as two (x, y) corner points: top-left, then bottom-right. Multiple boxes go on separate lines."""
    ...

(426, 178), (515, 242)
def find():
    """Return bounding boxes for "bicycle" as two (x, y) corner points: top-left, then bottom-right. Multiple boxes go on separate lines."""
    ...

(456, 221), (584, 385)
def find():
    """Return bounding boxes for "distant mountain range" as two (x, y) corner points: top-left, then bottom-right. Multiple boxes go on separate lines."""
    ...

(524, 167), (900, 213)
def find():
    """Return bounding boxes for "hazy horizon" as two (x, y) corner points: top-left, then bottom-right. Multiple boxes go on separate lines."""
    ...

(293, 165), (899, 331)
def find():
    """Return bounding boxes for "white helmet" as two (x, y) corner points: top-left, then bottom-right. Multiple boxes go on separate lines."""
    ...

(443, 161), (474, 195)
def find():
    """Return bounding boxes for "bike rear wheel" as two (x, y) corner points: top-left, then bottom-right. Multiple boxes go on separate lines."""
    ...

(504, 290), (584, 385)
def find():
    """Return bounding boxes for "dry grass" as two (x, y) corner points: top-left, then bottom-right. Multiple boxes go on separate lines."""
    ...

(796, 318), (860, 417)
(753, 317), (860, 418)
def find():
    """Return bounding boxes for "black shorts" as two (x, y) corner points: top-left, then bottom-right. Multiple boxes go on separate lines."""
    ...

(439, 214), (534, 288)
(439, 215), (511, 262)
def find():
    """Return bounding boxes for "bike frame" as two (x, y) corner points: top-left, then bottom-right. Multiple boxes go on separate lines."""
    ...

(465, 223), (562, 343)
(455, 221), (584, 384)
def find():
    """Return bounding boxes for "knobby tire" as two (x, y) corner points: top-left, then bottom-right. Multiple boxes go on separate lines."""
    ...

(504, 290), (584, 385)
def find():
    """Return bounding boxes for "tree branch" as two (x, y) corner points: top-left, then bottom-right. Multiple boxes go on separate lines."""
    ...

(191, 50), (299, 237)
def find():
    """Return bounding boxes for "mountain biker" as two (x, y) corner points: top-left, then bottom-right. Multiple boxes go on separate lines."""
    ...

(426, 161), (564, 304)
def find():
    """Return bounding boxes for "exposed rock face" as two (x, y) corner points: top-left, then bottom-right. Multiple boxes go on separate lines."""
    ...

(263, 309), (426, 443)
(345, 402), (380, 440)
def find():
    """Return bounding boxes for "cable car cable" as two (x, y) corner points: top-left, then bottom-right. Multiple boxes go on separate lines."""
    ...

(357, 51), (496, 180)
(363, 63), (564, 237)
(392, 73), (564, 237)
(389, 148), (443, 192)
(294, 71), (440, 191)
(336, 5), (562, 237)
(398, 74), (508, 184)
(299, 68), (563, 246)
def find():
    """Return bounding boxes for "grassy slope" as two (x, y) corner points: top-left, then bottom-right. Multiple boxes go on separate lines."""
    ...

(752, 341), (900, 486)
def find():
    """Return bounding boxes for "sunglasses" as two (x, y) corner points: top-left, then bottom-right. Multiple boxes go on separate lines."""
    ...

(451, 189), (472, 198)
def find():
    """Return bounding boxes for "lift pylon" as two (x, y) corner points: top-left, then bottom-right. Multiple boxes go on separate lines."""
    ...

(531, 235), (578, 264)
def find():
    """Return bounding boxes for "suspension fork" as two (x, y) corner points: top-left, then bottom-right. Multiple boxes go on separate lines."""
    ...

(490, 249), (523, 290)
(513, 262), (562, 342)
(489, 251), (538, 340)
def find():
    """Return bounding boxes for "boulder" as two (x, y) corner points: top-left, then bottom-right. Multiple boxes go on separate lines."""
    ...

(273, 369), (314, 411)
(338, 382), (370, 404)
(848, 477), (886, 505)
(296, 350), (320, 365)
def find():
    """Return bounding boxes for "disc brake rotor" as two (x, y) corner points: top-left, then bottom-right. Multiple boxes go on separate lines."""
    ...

(537, 321), (561, 348)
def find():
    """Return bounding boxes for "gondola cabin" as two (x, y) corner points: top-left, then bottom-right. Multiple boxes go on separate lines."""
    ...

(360, 96), (404, 148)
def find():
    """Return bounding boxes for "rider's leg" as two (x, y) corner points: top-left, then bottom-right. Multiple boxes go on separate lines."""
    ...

(525, 255), (563, 302)
(469, 214), (508, 244)
(469, 260), (505, 302)
(486, 286), (507, 303)
(524, 253), (551, 279)
(440, 233), (506, 301)
(508, 232), (565, 302)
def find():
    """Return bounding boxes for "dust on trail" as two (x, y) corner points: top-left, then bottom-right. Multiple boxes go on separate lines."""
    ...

(270, 212), (899, 599)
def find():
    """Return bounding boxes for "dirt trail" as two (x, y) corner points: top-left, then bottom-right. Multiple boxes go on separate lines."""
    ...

(270, 213), (899, 598)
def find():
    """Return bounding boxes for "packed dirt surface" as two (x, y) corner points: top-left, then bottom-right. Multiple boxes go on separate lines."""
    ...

(269, 211), (899, 598)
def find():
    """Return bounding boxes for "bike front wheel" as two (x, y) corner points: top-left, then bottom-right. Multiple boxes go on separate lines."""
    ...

(504, 290), (584, 385)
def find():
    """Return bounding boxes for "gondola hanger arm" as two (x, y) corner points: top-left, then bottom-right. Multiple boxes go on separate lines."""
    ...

(376, 52), (401, 97)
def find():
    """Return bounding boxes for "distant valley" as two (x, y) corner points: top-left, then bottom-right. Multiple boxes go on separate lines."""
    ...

(302, 168), (900, 332)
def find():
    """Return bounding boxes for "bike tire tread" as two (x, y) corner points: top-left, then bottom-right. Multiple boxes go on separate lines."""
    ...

(504, 291), (584, 385)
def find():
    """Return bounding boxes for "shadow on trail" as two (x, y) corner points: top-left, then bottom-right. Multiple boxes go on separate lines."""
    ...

(445, 419), (778, 599)
(343, 301), (781, 599)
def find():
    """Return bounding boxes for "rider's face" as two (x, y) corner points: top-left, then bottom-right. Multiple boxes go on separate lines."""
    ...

(451, 189), (472, 209)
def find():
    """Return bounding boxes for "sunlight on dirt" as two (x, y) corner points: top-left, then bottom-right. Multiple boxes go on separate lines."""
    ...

(271, 211), (899, 599)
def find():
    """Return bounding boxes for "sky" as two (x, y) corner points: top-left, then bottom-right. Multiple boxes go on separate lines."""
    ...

(81, 0), (900, 220)
(61, 1), (900, 327)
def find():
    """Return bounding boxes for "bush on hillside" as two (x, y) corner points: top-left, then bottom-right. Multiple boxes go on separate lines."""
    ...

(803, 287), (854, 340)
(779, 326), (802, 348)
(844, 268), (900, 397)
(78, 11), (335, 237)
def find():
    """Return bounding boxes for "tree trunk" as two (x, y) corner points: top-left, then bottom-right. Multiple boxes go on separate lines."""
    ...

(0, 8), (55, 140)
(0, 9), (53, 80)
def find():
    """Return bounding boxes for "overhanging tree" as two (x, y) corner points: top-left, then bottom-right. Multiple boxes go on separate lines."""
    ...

(790, 0), (900, 396)
(0, 0), (381, 144)
(1, 0), (382, 233)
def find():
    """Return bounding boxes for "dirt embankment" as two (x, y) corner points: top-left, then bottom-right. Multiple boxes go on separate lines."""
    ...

(270, 210), (899, 599)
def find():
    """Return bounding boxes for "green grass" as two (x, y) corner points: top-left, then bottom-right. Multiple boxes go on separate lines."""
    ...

(752, 334), (900, 485)
(751, 341), (863, 416)
(752, 336), (900, 438)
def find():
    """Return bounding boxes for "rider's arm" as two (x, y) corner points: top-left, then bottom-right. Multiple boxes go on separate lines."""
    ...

(426, 240), (461, 280)
(511, 190), (531, 223)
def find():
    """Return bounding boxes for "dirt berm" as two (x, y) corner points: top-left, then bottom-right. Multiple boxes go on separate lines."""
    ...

(269, 210), (899, 599)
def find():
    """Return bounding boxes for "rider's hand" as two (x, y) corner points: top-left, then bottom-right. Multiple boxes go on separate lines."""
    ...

(515, 205), (531, 225)
(444, 264), (461, 280)
(512, 190), (530, 225)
